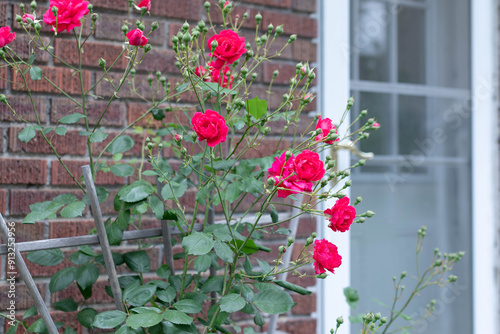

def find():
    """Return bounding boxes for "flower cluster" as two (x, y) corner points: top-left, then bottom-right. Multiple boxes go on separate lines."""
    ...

(43, 0), (90, 33)
(194, 29), (246, 88)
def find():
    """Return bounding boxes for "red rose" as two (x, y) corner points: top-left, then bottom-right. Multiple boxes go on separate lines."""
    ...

(195, 66), (212, 82)
(0, 26), (15, 48)
(293, 150), (325, 182)
(313, 239), (342, 275)
(127, 28), (148, 46)
(267, 152), (313, 198)
(315, 116), (338, 145)
(137, 0), (151, 11)
(43, 0), (89, 33)
(22, 14), (35, 24)
(324, 197), (356, 232)
(191, 110), (228, 147)
(210, 61), (234, 89)
(208, 30), (247, 70)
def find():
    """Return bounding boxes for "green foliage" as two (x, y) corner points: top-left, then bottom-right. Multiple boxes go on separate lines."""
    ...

(107, 135), (135, 154)
(27, 249), (64, 266)
(49, 267), (76, 293)
(93, 311), (127, 329)
(182, 231), (214, 255)
(29, 66), (42, 81)
(246, 96), (268, 119)
(18, 126), (36, 143)
(123, 250), (151, 273)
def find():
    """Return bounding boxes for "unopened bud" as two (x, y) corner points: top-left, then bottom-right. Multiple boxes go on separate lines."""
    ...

(182, 21), (190, 32)
(285, 151), (293, 159)
(30, 0), (36, 10)
(365, 210), (375, 217)
(92, 13), (98, 21)
(305, 237), (313, 246)
(204, 1), (210, 11)
(121, 24), (129, 34)
(144, 44), (152, 52)
(16, 15), (22, 23)
(287, 236), (294, 246)
(278, 245), (286, 254)
(287, 34), (297, 43)
(98, 58), (106, 68)
(35, 23), (41, 32)
(51, 5), (58, 14)
(210, 40), (218, 50)
(255, 13), (262, 24)
(400, 271), (407, 279)
(180, 147), (187, 155)
(275, 25), (283, 35)
(267, 23), (273, 34)
(317, 273), (328, 279)
(336, 317), (344, 325)
(0, 94), (7, 104)
(137, 22), (145, 31)
(246, 49), (254, 58)
(151, 21), (159, 31)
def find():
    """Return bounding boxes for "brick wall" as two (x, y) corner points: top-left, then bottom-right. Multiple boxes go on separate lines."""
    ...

(0, 0), (318, 333)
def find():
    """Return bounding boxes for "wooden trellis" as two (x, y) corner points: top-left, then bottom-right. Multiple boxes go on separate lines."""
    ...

(0, 165), (296, 334)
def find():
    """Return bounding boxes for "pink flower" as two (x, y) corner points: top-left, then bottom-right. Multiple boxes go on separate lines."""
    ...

(293, 150), (325, 182)
(43, 0), (90, 33)
(267, 153), (312, 198)
(210, 61), (233, 89)
(372, 122), (380, 129)
(324, 197), (356, 233)
(195, 66), (211, 81)
(315, 116), (338, 145)
(127, 28), (148, 46)
(208, 30), (247, 70)
(137, 0), (151, 11)
(0, 26), (15, 48)
(174, 134), (182, 142)
(22, 13), (35, 24)
(191, 110), (228, 147)
(313, 239), (342, 275)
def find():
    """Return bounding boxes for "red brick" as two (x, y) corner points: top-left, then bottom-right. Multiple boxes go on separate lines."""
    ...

(91, 0), (128, 11)
(55, 39), (129, 69)
(0, 66), (7, 90)
(263, 61), (299, 85)
(91, 131), (143, 157)
(0, 189), (5, 215)
(0, 2), (8, 27)
(0, 95), (46, 123)
(292, 293), (316, 315)
(292, 39), (317, 62)
(100, 189), (118, 215)
(240, 0), (290, 8)
(4, 221), (45, 243)
(232, 137), (290, 159)
(151, 0), (202, 20)
(8, 127), (87, 155)
(9, 189), (83, 215)
(278, 318), (316, 334)
(0, 159), (46, 185)
(49, 220), (95, 238)
(287, 267), (316, 288)
(9, 34), (51, 63)
(95, 72), (153, 99)
(137, 49), (178, 73)
(18, 253), (73, 277)
(95, 14), (165, 45)
(11, 66), (91, 95)
(0, 283), (46, 310)
(262, 11), (317, 38)
(51, 160), (126, 185)
(51, 98), (126, 127)
(291, 0), (317, 12)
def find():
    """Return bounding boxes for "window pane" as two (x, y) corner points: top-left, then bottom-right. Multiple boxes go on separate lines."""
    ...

(398, 6), (426, 84)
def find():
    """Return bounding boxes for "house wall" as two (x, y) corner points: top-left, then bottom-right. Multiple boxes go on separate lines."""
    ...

(0, 0), (319, 333)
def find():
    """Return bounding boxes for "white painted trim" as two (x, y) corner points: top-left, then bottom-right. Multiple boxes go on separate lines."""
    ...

(472, 1), (498, 333)
(318, 1), (351, 334)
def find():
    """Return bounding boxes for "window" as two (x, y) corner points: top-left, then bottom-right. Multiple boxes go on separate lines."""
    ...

(349, 1), (472, 333)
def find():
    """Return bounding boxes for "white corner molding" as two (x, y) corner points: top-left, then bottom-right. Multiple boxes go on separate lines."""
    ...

(471, 0), (498, 333)
(318, 1), (351, 334)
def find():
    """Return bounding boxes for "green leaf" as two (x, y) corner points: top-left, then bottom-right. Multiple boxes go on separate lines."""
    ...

(201, 276), (224, 294)
(78, 308), (98, 329)
(162, 321), (199, 334)
(23, 306), (38, 319)
(5, 324), (17, 334)
(111, 164), (135, 177)
(30, 66), (42, 81)
(59, 113), (85, 124)
(238, 178), (263, 194)
(95, 252), (124, 266)
(161, 179), (188, 200)
(214, 240), (233, 263)
(118, 181), (154, 203)
(151, 108), (165, 120)
(78, 283), (92, 300)
(69, 251), (93, 265)
(76, 263), (99, 290)
(173, 299), (203, 314)
(256, 259), (271, 274)
(107, 135), (135, 154)
(55, 126), (67, 136)
(246, 96), (268, 119)
(53, 194), (77, 205)
(223, 182), (243, 203)
(126, 284), (157, 307)
(27, 319), (47, 333)
(182, 231), (214, 255)
(234, 239), (259, 255)
(156, 286), (177, 303)
(254, 289), (295, 314)
(106, 220), (124, 246)
(79, 245), (97, 257)
(89, 130), (109, 143)
(83, 186), (110, 204)
(126, 312), (163, 330)
(93, 311), (127, 329)
(272, 280), (311, 295)
(270, 205), (279, 224)
(54, 297), (78, 312)
(27, 249), (64, 266)
(193, 254), (211, 273)
(60, 201), (85, 218)
(116, 325), (141, 334)
(18, 126), (36, 143)
(210, 159), (237, 170)
(123, 250), (150, 273)
(163, 310), (193, 325)
(205, 224), (232, 242)
(220, 293), (246, 313)
(156, 264), (171, 279)
(344, 287), (360, 309)
(49, 267), (76, 293)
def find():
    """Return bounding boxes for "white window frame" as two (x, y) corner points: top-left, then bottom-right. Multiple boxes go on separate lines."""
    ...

(318, 1), (498, 334)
